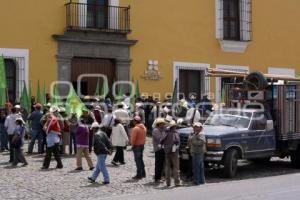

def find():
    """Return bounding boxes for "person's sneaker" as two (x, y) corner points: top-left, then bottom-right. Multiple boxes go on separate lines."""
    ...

(102, 181), (110, 185)
(111, 161), (118, 166)
(41, 166), (48, 170)
(88, 177), (95, 183)
(89, 167), (94, 171)
(119, 162), (126, 165)
(132, 175), (142, 180)
(75, 167), (83, 170)
(56, 165), (63, 169)
(21, 163), (28, 167)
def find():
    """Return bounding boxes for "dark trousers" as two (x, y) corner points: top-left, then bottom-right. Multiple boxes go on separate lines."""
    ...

(43, 143), (63, 168)
(28, 129), (43, 154)
(133, 145), (146, 178)
(8, 135), (14, 162)
(13, 147), (27, 166)
(89, 132), (94, 153)
(0, 124), (8, 151)
(113, 146), (125, 163)
(69, 131), (77, 155)
(41, 131), (47, 154)
(154, 149), (165, 181)
(192, 153), (205, 185)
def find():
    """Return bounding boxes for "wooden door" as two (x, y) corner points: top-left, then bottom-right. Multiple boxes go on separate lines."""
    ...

(71, 57), (115, 97)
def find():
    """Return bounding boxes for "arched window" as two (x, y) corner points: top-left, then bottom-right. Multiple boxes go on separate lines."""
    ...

(4, 59), (16, 102)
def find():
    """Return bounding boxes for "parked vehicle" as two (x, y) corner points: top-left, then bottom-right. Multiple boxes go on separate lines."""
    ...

(178, 72), (300, 178)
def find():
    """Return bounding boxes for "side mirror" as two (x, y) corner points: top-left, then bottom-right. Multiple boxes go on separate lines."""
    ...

(266, 120), (274, 131)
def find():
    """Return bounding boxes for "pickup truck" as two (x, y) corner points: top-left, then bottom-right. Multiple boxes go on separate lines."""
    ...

(178, 72), (300, 178)
(178, 108), (276, 178)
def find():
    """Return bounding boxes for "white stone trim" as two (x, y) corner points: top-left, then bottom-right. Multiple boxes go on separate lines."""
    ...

(216, 0), (252, 53)
(268, 67), (295, 77)
(173, 62), (210, 98)
(215, 64), (249, 103)
(219, 40), (250, 53)
(0, 48), (29, 100)
(215, 0), (223, 39)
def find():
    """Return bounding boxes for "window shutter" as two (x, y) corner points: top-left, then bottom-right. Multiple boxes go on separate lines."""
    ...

(78, 0), (87, 28)
(109, 0), (119, 29)
(205, 76), (210, 96)
(240, 0), (252, 41)
(215, 0), (223, 39)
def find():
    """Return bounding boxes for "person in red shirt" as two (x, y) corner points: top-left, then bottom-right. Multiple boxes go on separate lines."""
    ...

(41, 110), (63, 170)
(131, 116), (147, 179)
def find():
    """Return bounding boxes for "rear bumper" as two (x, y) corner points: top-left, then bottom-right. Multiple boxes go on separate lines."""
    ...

(205, 151), (224, 162)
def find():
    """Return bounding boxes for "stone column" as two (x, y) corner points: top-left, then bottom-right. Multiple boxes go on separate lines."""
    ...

(115, 59), (131, 93)
(56, 55), (72, 97)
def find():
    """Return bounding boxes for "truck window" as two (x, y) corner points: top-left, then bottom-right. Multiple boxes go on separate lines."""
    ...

(252, 113), (267, 130)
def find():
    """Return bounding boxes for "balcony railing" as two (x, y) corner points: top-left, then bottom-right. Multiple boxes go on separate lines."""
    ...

(65, 2), (130, 32)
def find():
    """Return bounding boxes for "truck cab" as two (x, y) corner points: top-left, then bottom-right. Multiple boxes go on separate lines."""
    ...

(178, 71), (300, 178)
(179, 108), (276, 177)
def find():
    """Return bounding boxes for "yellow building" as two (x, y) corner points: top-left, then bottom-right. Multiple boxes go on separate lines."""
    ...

(0, 0), (300, 103)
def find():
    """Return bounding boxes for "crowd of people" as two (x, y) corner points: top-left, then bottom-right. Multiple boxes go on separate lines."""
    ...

(0, 93), (212, 186)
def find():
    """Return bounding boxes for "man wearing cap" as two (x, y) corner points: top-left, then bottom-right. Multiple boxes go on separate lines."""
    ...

(88, 122), (112, 184)
(152, 118), (166, 183)
(4, 108), (22, 162)
(188, 122), (206, 185)
(27, 103), (44, 154)
(160, 120), (181, 187)
(131, 116), (147, 179)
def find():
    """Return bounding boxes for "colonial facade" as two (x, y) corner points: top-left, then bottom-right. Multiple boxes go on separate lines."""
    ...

(0, 0), (299, 102)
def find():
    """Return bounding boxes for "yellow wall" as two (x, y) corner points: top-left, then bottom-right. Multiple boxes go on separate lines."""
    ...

(0, 0), (67, 94)
(122, 0), (300, 99)
(1, 0), (300, 101)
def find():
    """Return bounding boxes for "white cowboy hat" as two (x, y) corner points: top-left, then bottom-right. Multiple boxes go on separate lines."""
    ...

(50, 106), (60, 113)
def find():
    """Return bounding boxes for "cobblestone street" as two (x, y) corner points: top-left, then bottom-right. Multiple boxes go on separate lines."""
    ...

(1, 137), (300, 200)
(0, 138), (165, 200)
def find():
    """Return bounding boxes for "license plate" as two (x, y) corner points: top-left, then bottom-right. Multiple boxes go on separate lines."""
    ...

(182, 153), (189, 160)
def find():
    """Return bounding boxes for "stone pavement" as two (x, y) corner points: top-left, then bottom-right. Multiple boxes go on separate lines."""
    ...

(0, 138), (182, 200)
(1, 137), (299, 200)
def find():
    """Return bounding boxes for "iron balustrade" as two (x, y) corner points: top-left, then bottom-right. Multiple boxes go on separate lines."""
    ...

(65, 2), (130, 32)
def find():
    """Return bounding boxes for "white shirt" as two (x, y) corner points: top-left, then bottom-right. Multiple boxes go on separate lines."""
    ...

(4, 113), (22, 135)
(185, 108), (201, 125)
(113, 109), (131, 125)
(100, 113), (114, 128)
(111, 123), (129, 147)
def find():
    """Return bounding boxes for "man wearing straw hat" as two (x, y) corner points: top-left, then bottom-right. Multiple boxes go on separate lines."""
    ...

(160, 120), (181, 187)
(188, 122), (206, 185)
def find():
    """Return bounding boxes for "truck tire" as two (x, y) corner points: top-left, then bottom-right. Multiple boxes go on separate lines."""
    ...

(223, 149), (238, 178)
(245, 72), (268, 90)
(291, 148), (300, 168)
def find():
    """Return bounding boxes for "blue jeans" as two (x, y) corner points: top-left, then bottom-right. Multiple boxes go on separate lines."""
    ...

(132, 145), (146, 178)
(192, 153), (205, 185)
(92, 154), (109, 182)
(28, 129), (43, 153)
(0, 124), (8, 150)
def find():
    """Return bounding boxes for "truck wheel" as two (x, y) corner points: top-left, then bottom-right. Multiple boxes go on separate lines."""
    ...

(223, 149), (238, 178)
(291, 148), (300, 168)
(245, 72), (268, 90)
